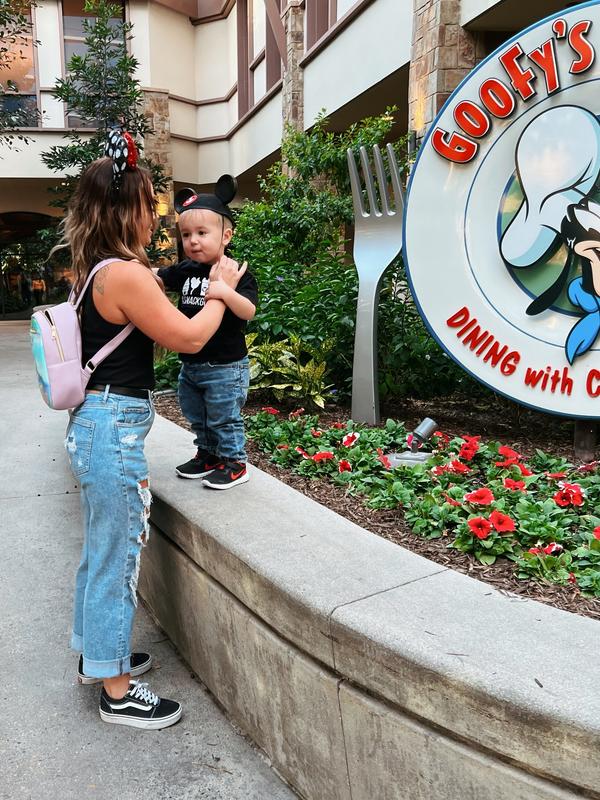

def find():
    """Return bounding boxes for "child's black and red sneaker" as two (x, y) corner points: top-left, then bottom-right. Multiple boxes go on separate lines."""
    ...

(176, 449), (222, 479)
(202, 461), (249, 490)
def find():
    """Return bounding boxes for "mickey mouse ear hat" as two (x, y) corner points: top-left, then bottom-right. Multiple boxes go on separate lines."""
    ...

(174, 175), (238, 222)
(501, 106), (600, 268)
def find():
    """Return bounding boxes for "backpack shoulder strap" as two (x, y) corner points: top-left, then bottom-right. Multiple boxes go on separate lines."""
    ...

(69, 258), (123, 310)
(73, 258), (138, 374)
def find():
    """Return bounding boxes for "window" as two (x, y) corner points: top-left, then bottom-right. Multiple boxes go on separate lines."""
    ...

(61, 0), (123, 128)
(237, 0), (282, 119)
(1, 8), (38, 127)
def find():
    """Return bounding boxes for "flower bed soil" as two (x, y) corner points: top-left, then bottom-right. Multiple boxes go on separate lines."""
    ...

(153, 392), (600, 621)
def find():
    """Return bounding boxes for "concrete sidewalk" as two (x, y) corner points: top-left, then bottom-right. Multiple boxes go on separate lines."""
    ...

(0, 321), (297, 800)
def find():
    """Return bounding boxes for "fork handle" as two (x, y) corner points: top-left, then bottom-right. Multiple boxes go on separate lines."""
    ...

(351, 276), (384, 425)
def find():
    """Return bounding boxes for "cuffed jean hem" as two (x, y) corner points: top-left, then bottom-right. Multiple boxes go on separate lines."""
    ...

(80, 654), (132, 679)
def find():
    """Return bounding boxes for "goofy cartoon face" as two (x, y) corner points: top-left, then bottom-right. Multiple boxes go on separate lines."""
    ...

(500, 105), (600, 364)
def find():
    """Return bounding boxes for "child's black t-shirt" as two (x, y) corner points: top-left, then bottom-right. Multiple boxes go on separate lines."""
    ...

(157, 259), (258, 363)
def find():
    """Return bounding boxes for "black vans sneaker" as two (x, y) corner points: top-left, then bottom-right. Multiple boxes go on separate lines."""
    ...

(99, 681), (182, 730)
(176, 449), (222, 479)
(78, 652), (152, 685)
(202, 461), (249, 490)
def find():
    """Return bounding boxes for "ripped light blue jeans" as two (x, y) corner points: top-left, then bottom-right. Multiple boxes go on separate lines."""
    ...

(64, 389), (154, 679)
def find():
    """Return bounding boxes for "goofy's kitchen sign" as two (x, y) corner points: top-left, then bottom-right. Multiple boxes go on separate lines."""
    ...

(404, 0), (600, 418)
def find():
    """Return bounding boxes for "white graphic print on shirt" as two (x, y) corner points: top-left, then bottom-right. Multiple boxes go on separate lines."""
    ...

(181, 276), (209, 309)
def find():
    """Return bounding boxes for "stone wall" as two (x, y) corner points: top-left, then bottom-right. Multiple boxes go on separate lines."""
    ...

(143, 89), (176, 258)
(409, 0), (485, 140)
(281, 0), (305, 133)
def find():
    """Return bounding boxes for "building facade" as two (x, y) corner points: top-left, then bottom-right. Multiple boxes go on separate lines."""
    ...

(0, 0), (575, 262)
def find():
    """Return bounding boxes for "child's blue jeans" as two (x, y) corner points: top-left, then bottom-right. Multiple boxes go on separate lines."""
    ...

(178, 357), (249, 463)
(64, 389), (154, 678)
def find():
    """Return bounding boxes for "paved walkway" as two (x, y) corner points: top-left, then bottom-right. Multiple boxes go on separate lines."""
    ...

(0, 321), (297, 800)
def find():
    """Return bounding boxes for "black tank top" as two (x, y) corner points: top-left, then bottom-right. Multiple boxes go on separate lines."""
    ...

(81, 274), (155, 389)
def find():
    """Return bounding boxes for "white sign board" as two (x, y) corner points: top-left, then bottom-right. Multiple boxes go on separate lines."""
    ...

(404, 0), (600, 418)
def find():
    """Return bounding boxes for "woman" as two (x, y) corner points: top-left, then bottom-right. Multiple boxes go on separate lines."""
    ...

(62, 130), (245, 730)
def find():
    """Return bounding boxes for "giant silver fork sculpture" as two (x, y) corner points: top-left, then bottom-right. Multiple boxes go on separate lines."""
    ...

(347, 143), (404, 425)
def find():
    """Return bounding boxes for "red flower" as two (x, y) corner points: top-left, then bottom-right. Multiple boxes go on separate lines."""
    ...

(449, 460), (471, 474)
(289, 408), (305, 418)
(459, 442), (479, 461)
(568, 572), (578, 585)
(261, 407), (279, 415)
(376, 447), (391, 470)
(331, 422), (345, 429)
(463, 435), (481, 444)
(312, 451), (334, 462)
(553, 486), (584, 507)
(406, 433), (422, 450)
(432, 465), (449, 476)
(276, 444), (289, 450)
(464, 487), (495, 505)
(516, 463), (533, 477)
(546, 471), (567, 479)
(310, 428), (323, 437)
(593, 527), (600, 540)
(578, 461), (598, 473)
(489, 510), (515, 533)
(468, 517), (492, 539)
(543, 542), (563, 555)
(553, 489), (572, 507)
(495, 458), (518, 468)
(503, 478), (525, 492)
(433, 431), (450, 448)
(342, 432), (360, 447)
(443, 492), (461, 507)
(338, 459), (352, 473)
(295, 446), (310, 459)
(528, 547), (543, 555)
(498, 445), (521, 459)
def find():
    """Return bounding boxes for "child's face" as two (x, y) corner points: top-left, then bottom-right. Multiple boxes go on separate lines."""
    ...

(179, 209), (232, 264)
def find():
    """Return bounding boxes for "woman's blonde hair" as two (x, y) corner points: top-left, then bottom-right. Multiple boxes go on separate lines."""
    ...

(56, 157), (155, 295)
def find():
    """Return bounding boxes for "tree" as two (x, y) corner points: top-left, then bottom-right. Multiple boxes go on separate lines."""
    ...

(0, 0), (38, 148)
(41, 0), (172, 260)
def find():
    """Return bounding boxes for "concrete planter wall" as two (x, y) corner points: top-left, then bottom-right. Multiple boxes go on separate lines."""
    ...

(140, 415), (600, 800)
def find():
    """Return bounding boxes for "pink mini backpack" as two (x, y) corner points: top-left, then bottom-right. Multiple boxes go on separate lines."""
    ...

(30, 258), (135, 410)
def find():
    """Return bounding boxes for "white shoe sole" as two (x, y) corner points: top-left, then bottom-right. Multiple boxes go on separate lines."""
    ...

(78, 655), (153, 685)
(175, 468), (213, 479)
(202, 472), (250, 490)
(100, 704), (182, 730)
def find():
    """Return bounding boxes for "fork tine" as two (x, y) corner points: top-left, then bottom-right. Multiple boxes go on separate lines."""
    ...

(386, 142), (405, 216)
(372, 144), (391, 216)
(359, 146), (380, 216)
(347, 148), (367, 219)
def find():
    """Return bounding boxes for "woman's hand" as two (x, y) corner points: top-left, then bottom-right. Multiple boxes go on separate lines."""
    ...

(209, 256), (247, 288)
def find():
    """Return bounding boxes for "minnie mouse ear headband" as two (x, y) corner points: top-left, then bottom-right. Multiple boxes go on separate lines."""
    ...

(104, 126), (139, 181)
(174, 175), (237, 223)
(500, 106), (600, 268)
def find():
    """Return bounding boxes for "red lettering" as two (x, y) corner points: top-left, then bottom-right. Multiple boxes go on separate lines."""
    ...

(499, 44), (536, 100)
(500, 352), (521, 376)
(483, 341), (508, 368)
(454, 100), (491, 138)
(528, 40), (560, 94)
(552, 19), (567, 39)
(462, 324), (491, 351)
(479, 78), (516, 119)
(569, 20), (595, 74)
(524, 367), (545, 388)
(587, 368), (600, 397)
(447, 307), (471, 328)
(431, 128), (478, 163)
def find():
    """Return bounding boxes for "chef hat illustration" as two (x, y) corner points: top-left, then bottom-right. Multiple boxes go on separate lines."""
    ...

(500, 106), (600, 268)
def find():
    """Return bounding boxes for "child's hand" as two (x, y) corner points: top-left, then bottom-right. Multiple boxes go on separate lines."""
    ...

(209, 255), (248, 288)
(204, 279), (228, 301)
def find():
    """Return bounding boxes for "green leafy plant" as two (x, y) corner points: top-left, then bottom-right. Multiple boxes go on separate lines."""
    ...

(154, 349), (181, 390)
(248, 334), (334, 408)
(246, 409), (600, 597)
